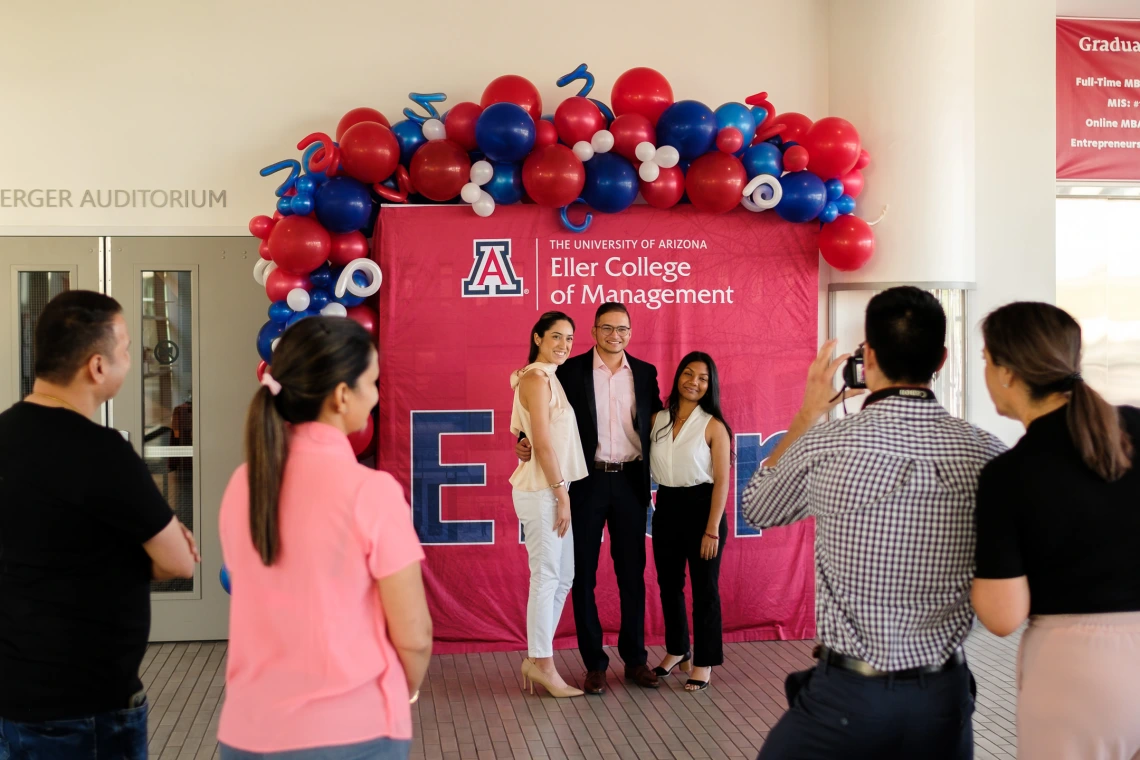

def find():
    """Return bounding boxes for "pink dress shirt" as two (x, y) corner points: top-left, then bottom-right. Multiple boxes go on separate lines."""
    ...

(592, 347), (642, 463)
(218, 422), (424, 753)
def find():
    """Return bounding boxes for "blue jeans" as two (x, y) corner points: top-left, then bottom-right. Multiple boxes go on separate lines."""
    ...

(219, 737), (411, 760)
(0, 701), (148, 759)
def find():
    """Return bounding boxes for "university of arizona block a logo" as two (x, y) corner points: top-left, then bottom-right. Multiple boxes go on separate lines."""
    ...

(462, 239), (523, 297)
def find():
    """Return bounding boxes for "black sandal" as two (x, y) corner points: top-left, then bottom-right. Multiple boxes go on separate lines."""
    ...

(653, 651), (692, 677)
(685, 668), (713, 691)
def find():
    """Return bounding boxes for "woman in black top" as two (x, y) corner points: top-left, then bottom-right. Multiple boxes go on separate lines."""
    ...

(972, 302), (1140, 760)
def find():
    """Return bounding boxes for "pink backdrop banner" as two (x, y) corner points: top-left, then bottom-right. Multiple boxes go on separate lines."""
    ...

(376, 204), (818, 654)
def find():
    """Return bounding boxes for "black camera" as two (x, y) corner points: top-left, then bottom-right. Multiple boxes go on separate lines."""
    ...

(842, 345), (866, 389)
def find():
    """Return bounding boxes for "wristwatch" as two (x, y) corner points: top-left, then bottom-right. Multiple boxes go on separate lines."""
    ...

(550, 479), (568, 490)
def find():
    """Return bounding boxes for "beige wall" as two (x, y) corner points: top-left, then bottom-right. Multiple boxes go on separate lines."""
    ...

(0, 0), (829, 233)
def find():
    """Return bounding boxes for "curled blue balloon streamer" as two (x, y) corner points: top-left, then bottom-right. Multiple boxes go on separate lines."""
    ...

(261, 159), (301, 198)
(557, 63), (595, 97)
(590, 99), (615, 127)
(402, 92), (447, 125)
(559, 198), (593, 233)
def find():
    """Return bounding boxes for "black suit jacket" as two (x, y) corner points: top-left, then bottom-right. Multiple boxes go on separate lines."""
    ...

(556, 348), (663, 503)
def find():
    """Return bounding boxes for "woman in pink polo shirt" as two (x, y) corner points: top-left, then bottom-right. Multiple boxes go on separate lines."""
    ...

(218, 317), (431, 760)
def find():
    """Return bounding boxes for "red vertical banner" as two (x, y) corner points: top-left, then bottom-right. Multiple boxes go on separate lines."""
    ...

(1058, 18), (1140, 180)
(376, 204), (818, 653)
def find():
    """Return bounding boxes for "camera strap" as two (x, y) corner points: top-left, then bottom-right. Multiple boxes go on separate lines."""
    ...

(862, 387), (937, 408)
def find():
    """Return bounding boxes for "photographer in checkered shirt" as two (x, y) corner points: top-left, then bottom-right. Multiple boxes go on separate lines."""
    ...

(743, 286), (1006, 760)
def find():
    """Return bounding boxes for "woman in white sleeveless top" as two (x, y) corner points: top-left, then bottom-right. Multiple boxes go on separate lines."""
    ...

(510, 311), (588, 698)
(649, 352), (733, 692)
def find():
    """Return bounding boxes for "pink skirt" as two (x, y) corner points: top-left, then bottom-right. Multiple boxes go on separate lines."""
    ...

(1017, 611), (1140, 759)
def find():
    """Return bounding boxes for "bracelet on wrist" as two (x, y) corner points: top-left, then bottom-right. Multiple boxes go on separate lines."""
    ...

(704, 532), (719, 540)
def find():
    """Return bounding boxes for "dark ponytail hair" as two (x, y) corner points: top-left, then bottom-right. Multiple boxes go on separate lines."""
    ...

(983, 302), (1133, 482)
(656, 352), (734, 458)
(246, 317), (375, 565)
(527, 311), (575, 364)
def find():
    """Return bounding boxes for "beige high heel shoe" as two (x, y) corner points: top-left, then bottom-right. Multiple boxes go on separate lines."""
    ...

(520, 658), (584, 698)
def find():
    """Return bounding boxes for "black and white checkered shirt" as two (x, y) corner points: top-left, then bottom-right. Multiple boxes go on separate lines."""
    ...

(742, 394), (1007, 671)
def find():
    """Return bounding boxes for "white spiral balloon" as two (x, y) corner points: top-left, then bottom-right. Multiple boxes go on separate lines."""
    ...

(335, 258), (383, 298)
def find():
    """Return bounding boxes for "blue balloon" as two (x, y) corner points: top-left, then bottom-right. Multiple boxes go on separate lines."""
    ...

(295, 175), (316, 195)
(825, 179), (845, 201)
(741, 143), (783, 179)
(391, 119), (427, 166)
(590, 98), (615, 127)
(256, 320), (285, 363)
(268, 301), (293, 324)
(485, 161), (524, 205)
(656, 100), (717, 160)
(781, 140), (800, 153)
(541, 114), (555, 123)
(476, 103), (536, 163)
(276, 196), (294, 216)
(581, 153), (638, 214)
(290, 193), (314, 216)
(287, 309), (319, 328)
(715, 102), (757, 154)
(819, 202), (840, 224)
(314, 176), (371, 234)
(836, 194), (856, 215)
(750, 105), (769, 128)
(309, 262), (332, 289)
(309, 288), (331, 312)
(330, 268), (369, 307)
(775, 171), (828, 223)
(219, 565), (231, 595)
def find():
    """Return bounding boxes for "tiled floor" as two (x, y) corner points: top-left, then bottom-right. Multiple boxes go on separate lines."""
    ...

(143, 627), (1020, 759)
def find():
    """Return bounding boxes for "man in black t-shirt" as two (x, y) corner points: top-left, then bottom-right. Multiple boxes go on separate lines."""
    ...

(0, 291), (199, 759)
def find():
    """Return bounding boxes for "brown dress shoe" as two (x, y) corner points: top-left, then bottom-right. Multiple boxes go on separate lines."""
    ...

(583, 670), (608, 695)
(624, 663), (660, 688)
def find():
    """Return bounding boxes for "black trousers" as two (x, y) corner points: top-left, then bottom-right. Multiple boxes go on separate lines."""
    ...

(569, 466), (648, 672)
(652, 483), (726, 667)
(756, 660), (977, 760)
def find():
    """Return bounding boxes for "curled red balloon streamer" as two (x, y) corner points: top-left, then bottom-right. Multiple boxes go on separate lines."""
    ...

(372, 166), (413, 204)
(297, 132), (340, 176)
(639, 166), (685, 209)
(336, 107), (391, 142)
(523, 145), (586, 208)
(256, 360), (268, 382)
(685, 153), (747, 214)
(820, 215), (875, 272)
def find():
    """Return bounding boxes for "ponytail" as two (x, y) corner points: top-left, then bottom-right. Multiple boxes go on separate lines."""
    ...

(245, 385), (288, 565)
(1067, 379), (1133, 482)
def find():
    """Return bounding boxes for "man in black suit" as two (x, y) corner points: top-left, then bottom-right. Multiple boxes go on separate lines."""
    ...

(517, 302), (662, 693)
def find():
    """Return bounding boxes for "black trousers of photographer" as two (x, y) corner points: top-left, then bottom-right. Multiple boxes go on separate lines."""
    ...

(652, 483), (726, 667)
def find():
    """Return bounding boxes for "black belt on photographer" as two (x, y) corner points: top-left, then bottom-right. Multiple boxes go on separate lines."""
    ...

(594, 459), (639, 472)
(814, 645), (966, 679)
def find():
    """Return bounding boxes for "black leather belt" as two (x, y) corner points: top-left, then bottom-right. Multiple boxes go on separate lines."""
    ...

(813, 645), (966, 679)
(594, 460), (638, 472)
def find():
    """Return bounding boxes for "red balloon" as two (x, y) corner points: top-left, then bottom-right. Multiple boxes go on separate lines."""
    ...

(258, 239), (271, 261)
(819, 214), (875, 271)
(841, 169), (865, 199)
(249, 214), (275, 240)
(410, 140), (471, 202)
(802, 117), (861, 179)
(611, 67), (674, 126)
(481, 75), (543, 123)
(346, 304), (379, 340)
(685, 153), (747, 214)
(854, 148), (871, 170)
(267, 215), (331, 275)
(778, 112), (813, 143)
(336, 107), (390, 142)
(329, 230), (369, 267)
(522, 145), (586, 208)
(256, 360), (268, 382)
(265, 269), (311, 302)
(716, 127), (744, 154)
(340, 122), (400, 183)
(347, 412), (376, 458)
(534, 119), (559, 149)
(610, 113), (655, 161)
(272, 210), (284, 221)
(783, 145), (809, 172)
(554, 97), (606, 146)
(444, 101), (483, 152)
(639, 165), (685, 209)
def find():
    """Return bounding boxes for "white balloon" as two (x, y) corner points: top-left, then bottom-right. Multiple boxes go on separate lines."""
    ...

(634, 142), (657, 163)
(422, 118), (446, 141)
(253, 259), (274, 285)
(741, 195), (764, 212)
(638, 161), (661, 183)
(473, 191), (496, 218)
(745, 174), (783, 210)
(336, 257), (383, 298)
(654, 145), (680, 168)
(470, 160), (494, 186)
(321, 303), (348, 318)
(461, 182), (483, 204)
(591, 130), (615, 154)
(270, 337), (281, 353)
(572, 141), (595, 163)
(286, 287), (310, 312)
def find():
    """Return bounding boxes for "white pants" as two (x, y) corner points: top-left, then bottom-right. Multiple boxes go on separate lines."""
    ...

(513, 488), (574, 658)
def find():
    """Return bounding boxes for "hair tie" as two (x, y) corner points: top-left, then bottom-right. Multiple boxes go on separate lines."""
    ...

(260, 372), (282, 396)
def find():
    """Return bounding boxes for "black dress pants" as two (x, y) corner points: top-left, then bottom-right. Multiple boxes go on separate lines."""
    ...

(569, 466), (649, 672)
(651, 483), (726, 667)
